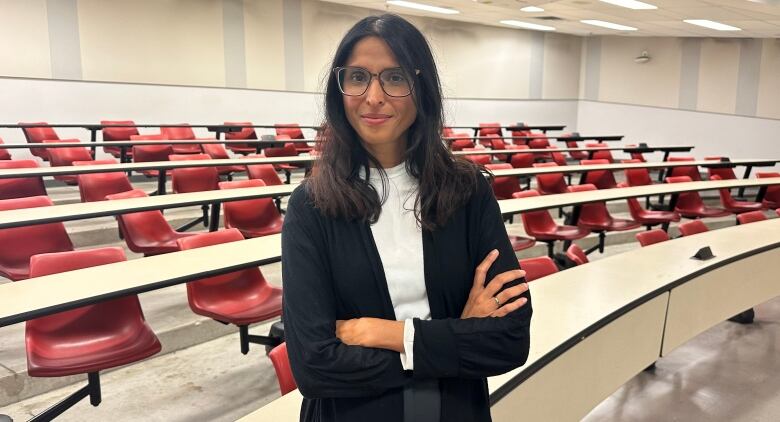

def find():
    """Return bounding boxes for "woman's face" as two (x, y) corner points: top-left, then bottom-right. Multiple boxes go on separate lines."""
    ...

(342, 36), (417, 154)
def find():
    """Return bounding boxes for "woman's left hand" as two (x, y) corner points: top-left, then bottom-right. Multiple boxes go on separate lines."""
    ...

(336, 318), (404, 352)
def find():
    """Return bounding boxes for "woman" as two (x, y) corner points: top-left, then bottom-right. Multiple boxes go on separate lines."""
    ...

(281, 14), (531, 422)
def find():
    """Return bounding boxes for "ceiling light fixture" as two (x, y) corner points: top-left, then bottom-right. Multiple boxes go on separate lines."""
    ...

(599, 0), (657, 10)
(520, 6), (545, 12)
(386, 1), (459, 14)
(500, 20), (556, 31)
(581, 19), (638, 31)
(683, 19), (741, 31)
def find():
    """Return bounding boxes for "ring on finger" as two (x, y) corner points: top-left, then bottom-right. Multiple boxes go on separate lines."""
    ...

(494, 296), (501, 307)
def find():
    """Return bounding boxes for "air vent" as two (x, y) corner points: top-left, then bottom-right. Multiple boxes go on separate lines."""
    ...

(536, 16), (564, 20)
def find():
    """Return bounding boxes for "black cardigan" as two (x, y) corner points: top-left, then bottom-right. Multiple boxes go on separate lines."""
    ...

(281, 174), (532, 422)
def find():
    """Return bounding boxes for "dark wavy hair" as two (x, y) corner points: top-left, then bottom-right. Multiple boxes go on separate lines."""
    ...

(308, 13), (479, 231)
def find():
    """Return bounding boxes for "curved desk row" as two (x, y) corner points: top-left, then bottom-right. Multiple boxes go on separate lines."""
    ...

(238, 218), (780, 421)
(1, 178), (778, 231)
(447, 125), (566, 135)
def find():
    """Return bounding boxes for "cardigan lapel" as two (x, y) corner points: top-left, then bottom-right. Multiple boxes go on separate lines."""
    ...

(358, 221), (399, 320)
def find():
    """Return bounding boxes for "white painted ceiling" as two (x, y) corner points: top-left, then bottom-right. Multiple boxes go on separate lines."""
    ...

(322, 0), (780, 37)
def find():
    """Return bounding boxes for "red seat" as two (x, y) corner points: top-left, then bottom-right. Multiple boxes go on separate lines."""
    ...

(704, 157), (738, 180)
(450, 138), (475, 151)
(485, 163), (522, 200)
(623, 144), (647, 162)
(533, 162), (569, 195)
(665, 176), (730, 218)
(737, 210), (767, 225)
(105, 189), (196, 256)
(0, 138), (12, 160)
(511, 129), (530, 146)
(565, 244), (589, 265)
(584, 142), (614, 163)
(757, 172), (780, 209)
(244, 160), (284, 186)
(508, 145), (534, 169)
(24, 247), (161, 419)
(269, 343), (297, 395)
(666, 156), (701, 181)
(636, 229), (670, 247)
(131, 136), (174, 178)
(580, 159), (617, 189)
(275, 123), (313, 154)
(568, 184), (641, 253)
(678, 220), (709, 236)
(478, 122), (502, 139)
(561, 133), (587, 160)
(160, 124), (203, 154)
(546, 146), (568, 166)
(177, 228), (283, 354)
(0, 196), (74, 280)
(219, 179), (284, 238)
(201, 143), (246, 177)
(74, 159), (134, 202)
(20, 122), (59, 161)
(101, 120), (139, 160)
(528, 134), (552, 161)
(618, 182), (680, 228)
(512, 189), (589, 257)
(710, 174), (764, 214)
(169, 154), (220, 193)
(224, 122), (259, 155)
(462, 148), (491, 166)
(43, 139), (93, 185)
(623, 159), (654, 186)
(487, 135), (508, 161)
(0, 160), (47, 200)
(518, 256), (558, 282)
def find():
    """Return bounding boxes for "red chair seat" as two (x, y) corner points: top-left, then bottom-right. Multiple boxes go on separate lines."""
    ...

(533, 162), (569, 194)
(269, 343), (297, 395)
(26, 247), (160, 377)
(619, 182), (680, 226)
(665, 176), (730, 218)
(485, 163), (522, 199)
(225, 122), (259, 155)
(757, 172), (780, 209)
(218, 179), (284, 238)
(177, 229), (282, 326)
(737, 210), (767, 225)
(161, 125), (203, 154)
(0, 160), (47, 200)
(580, 159), (617, 189)
(636, 229), (670, 247)
(20, 122), (60, 161)
(509, 236), (535, 251)
(710, 174), (764, 213)
(101, 120), (139, 159)
(565, 244), (589, 265)
(105, 189), (196, 256)
(44, 139), (94, 185)
(518, 256), (558, 282)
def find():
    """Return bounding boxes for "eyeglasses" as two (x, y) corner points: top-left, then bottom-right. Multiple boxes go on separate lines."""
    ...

(334, 66), (419, 98)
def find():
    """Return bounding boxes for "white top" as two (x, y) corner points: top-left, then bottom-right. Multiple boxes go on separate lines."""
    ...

(366, 162), (430, 371)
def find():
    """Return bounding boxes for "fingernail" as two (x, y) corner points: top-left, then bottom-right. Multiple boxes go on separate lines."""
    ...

(491, 249), (499, 256)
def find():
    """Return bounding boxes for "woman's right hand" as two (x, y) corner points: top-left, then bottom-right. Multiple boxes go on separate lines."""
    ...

(460, 249), (529, 319)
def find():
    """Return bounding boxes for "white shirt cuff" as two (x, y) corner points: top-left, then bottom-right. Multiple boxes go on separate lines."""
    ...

(399, 318), (415, 371)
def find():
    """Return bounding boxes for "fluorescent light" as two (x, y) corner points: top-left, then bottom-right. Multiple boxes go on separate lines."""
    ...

(683, 19), (741, 31)
(581, 19), (638, 31)
(520, 6), (545, 12)
(386, 1), (459, 14)
(599, 0), (657, 10)
(500, 20), (556, 31)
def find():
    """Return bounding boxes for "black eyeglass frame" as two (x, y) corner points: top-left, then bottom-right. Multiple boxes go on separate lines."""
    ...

(333, 66), (421, 98)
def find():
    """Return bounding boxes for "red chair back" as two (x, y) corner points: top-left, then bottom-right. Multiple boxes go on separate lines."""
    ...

(74, 159), (133, 202)
(43, 139), (93, 185)
(0, 138), (11, 160)
(105, 189), (188, 255)
(0, 160), (47, 200)
(623, 159), (653, 186)
(566, 244), (588, 265)
(584, 142), (614, 163)
(547, 146), (567, 166)
(509, 146), (534, 168)
(161, 124), (196, 140)
(169, 154), (219, 193)
(737, 210), (767, 225)
(478, 123), (502, 137)
(666, 156), (701, 181)
(225, 122), (258, 140)
(678, 220), (709, 236)
(0, 196), (74, 280)
(562, 134), (586, 160)
(451, 139), (475, 151)
(533, 163), (569, 195)
(757, 172), (780, 208)
(568, 184), (611, 226)
(269, 343), (297, 396)
(580, 159), (617, 189)
(20, 122), (59, 160)
(201, 143), (230, 160)
(512, 190), (559, 235)
(704, 157), (737, 180)
(244, 161), (284, 186)
(218, 179), (283, 237)
(636, 229), (670, 247)
(527, 134), (550, 150)
(462, 148), (491, 166)
(485, 163), (521, 200)
(275, 124), (305, 139)
(518, 256), (558, 282)
(101, 120), (139, 141)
